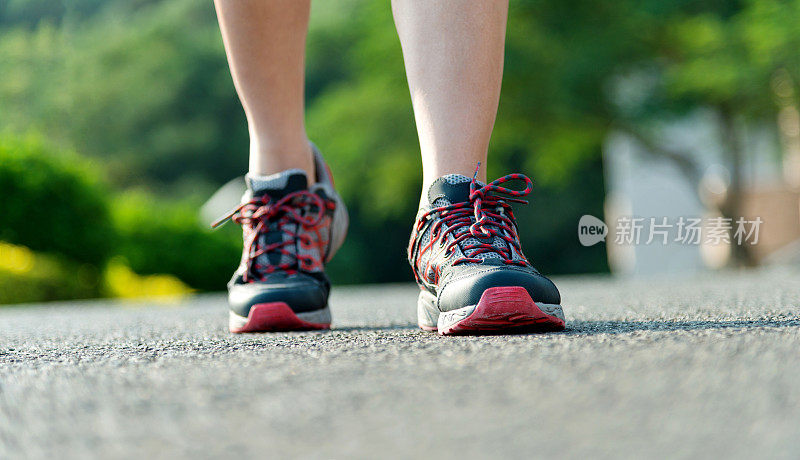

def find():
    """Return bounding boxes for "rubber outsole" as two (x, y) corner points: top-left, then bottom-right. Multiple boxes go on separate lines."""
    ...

(229, 302), (331, 333)
(423, 286), (565, 335)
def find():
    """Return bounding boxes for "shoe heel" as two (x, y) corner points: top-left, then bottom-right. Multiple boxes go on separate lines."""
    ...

(417, 291), (439, 332)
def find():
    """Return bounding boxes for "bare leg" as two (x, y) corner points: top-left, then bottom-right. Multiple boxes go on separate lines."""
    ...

(392, 0), (508, 190)
(214, 0), (314, 182)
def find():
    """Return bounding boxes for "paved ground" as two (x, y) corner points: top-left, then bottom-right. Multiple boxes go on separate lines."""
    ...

(1, 268), (800, 459)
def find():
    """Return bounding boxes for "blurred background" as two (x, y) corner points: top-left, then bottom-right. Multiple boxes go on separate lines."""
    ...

(1, 0), (799, 304)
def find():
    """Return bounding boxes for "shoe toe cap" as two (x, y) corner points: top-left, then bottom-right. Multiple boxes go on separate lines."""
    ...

(228, 273), (329, 318)
(437, 265), (561, 312)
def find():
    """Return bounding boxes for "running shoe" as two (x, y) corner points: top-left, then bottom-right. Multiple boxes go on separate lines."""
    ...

(214, 144), (348, 333)
(408, 166), (565, 335)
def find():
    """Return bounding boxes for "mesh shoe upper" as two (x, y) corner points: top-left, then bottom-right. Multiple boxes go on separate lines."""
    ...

(408, 170), (560, 311)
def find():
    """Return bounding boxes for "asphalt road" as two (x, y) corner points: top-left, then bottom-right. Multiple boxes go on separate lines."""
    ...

(1, 268), (800, 459)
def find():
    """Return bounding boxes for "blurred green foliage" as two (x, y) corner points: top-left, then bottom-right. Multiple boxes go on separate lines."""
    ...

(0, 135), (114, 265)
(0, 134), (240, 300)
(0, 0), (246, 191)
(2, 0), (799, 297)
(111, 192), (240, 291)
(0, 240), (101, 303)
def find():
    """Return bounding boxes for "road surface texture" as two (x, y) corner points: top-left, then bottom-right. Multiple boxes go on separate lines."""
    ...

(1, 268), (800, 459)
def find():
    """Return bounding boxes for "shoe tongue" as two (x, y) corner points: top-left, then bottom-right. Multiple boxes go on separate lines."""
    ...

(427, 174), (482, 206)
(426, 174), (511, 263)
(246, 169), (308, 199)
(245, 169), (308, 270)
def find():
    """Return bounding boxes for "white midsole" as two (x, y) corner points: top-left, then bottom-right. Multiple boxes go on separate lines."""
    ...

(416, 291), (439, 329)
(537, 303), (566, 322)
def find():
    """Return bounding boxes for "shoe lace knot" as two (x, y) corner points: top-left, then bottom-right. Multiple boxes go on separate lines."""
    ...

(213, 190), (334, 282)
(421, 164), (533, 267)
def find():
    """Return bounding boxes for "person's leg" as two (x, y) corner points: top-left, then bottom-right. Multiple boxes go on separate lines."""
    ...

(214, 0), (314, 181)
(398, 1), (565, 335)
(214, 1), (349, 333)
(392, 0), (508, 189)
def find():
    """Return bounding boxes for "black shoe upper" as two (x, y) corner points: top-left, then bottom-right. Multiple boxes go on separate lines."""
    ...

(436, 260), (560, 312)
(228, 271), (330, 317)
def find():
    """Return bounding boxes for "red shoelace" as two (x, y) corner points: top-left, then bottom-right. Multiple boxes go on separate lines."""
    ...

(412, 165), (533, 283)
(213, 191), (334, 281)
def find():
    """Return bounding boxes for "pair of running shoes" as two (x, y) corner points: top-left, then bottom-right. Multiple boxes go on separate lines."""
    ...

(214, 144), (565, 335)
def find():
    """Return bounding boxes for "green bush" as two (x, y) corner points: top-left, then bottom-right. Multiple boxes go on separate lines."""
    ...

(0, 133), (241, 302)
(111, 192), (241, 291)
(0, 134), (115, 266)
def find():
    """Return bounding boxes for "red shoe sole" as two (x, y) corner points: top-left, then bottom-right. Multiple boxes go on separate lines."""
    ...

(230, 302), (331, 333)
(439, 286), (565, 335)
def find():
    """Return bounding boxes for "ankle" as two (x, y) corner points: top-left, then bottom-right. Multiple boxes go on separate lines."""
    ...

(422, 164), (487, 190)
(248, 138), (315, 184)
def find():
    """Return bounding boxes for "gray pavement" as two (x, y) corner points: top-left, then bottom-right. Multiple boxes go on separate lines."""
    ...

(1, 268), (800, 459)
